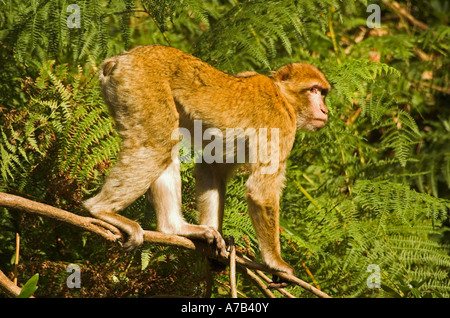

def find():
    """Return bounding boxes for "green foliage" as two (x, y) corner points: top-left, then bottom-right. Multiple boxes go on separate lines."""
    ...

(0, 0), (449, 298)
(194, 0), (326, 71)
(222, 171), (258, 255)
(17, 273), (39, 298)
(0, 60), (119, 198)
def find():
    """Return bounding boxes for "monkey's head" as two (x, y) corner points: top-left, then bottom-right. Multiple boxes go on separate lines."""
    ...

(272, 63), (331, 132)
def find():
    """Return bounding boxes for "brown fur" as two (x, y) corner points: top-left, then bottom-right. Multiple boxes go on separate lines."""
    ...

(84, 45), (330, 275)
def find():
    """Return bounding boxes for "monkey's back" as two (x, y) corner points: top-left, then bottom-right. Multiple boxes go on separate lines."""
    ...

(99, 45), (296, 161)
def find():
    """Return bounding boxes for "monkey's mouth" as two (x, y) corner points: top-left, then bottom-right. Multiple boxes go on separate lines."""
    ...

(312, 118), (327, 127)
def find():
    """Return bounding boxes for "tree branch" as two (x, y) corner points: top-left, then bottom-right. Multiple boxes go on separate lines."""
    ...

(381, 0), (429, 31)
(0, 192), (121, 242)
(256, 270), (295, 298)
(229, 237), (237, 298)
(240, 266), (276, 298)
(0, 192), (331, 298)
(0, 269), (29, 298)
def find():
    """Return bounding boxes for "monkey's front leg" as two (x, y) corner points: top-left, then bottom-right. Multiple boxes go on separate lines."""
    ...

(245, 170), (295, 276)
(246, 197), (294, 275)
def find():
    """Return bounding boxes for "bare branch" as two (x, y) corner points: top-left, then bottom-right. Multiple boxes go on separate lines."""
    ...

(240, 267), (275, 298)
(214, 278), (248, 298)
(382, 0), (429, 31)
(256, 270), (295, 298)
(0, 192), (332, 298)
(229, 237), (237, 298)
(204, 263), (214, 298)
(0, 269), (31, 298)
(0, 192), (120, 242)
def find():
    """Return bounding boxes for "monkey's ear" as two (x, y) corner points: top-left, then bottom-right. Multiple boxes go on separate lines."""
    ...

(271, 64), (294, 82)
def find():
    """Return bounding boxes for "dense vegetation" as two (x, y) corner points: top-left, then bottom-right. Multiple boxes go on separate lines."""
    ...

(0, 0), (449, 298)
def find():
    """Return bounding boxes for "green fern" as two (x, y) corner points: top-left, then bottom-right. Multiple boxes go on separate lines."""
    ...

(223, 173), (258, 255)
(193, 0), (332, 72)
(326, 58), (400, 106)
(1, 0), (449, 298)
(4, 0), (134, 67)
(0, 59), (120, 198)
(353, 180), (449, 225)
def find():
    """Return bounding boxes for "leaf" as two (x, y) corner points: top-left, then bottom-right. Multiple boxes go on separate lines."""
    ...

(141, 249), (152, 271)
(380, 284), (402, 298)
(17, 273), (39, 298)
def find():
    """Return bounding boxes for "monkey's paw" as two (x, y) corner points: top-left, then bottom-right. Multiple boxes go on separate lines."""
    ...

(268, 275), (291, 289)
(196, 225), (229, 259)
(267, 261), (294, 288)
(121, 225), (145, 252)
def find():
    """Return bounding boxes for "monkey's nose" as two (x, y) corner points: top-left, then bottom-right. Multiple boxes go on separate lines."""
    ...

(321, 104), (329, 115)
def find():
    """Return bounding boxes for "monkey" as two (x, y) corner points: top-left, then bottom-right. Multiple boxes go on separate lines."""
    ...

(83, 44), (330, 276)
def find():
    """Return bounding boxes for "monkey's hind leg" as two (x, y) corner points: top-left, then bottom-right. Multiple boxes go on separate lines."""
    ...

(148, 157), (228, 258)
(194, 162), (230, 270)
(195, 162), (229, 233)
(84, 146), (168, 252)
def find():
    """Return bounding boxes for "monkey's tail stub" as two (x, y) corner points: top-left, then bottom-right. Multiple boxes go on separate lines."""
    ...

(99, 59), (117, 84)
(100, 50), (129, 77)
(99, 50), (129, 83)
(102, 60), (117, 77)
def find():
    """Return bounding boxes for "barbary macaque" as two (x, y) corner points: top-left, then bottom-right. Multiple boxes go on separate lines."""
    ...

(84, 45), (330, 275)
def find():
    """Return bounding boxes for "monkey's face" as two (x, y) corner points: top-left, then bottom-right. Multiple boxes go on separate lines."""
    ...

(272, 63), (331, 132)
(295, 83), (329, 131)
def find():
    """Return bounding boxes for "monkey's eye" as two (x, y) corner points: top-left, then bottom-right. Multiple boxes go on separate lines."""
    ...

(309, 87), (318, 93)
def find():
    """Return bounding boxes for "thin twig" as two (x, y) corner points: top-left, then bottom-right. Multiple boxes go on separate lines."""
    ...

(301, 262), (321, 291)
(140, 1), (172, 46)
(13, 233), (20, 286)
(256, 270), (295, 298)
(381, 0), (429, 31)
(214, 278), (248, 298)
(411, 79), (450, 94)
(100, 9), (146, 20)
(328, 6), (341, 65)
(229, 237), (237, 298)
(240, 267), (275, 298)
(204, 262), (213, 298)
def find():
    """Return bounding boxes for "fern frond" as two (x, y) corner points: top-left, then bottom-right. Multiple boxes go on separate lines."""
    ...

(194, 0), (329, 72)
(380, 110), (421, 167)
(354, 179), (450, 224)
